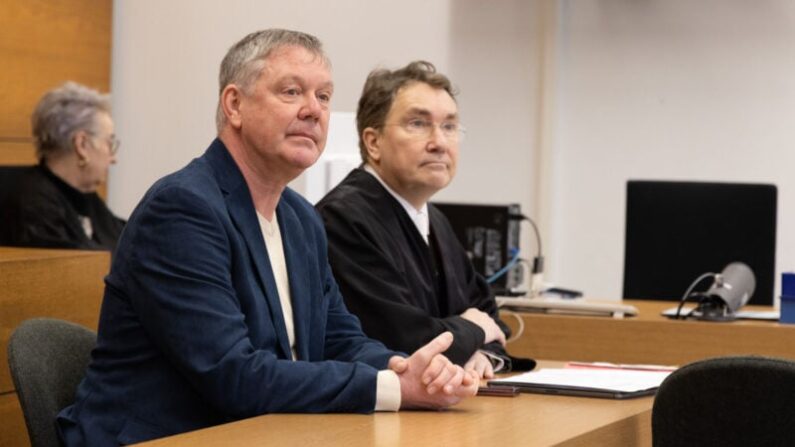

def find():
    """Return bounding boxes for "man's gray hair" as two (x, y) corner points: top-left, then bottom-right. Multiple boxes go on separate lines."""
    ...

(215, 29), (328, 132)
(31, 81), (111, 161)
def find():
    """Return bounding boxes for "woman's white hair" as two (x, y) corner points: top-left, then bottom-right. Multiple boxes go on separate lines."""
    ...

(31, 81), (110, 161)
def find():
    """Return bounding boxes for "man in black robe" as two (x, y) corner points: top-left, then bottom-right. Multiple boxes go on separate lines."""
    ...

(317, 61), (533, 378)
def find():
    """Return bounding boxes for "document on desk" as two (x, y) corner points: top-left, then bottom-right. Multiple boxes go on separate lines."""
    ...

(495, 297), (638, 318)
(489, 368), (673, 399)
(661, 306), (779, 320)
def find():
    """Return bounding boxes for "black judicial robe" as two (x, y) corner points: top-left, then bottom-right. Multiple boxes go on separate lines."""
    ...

(1, 164), (125, 253)
(317, 168), (516, 366)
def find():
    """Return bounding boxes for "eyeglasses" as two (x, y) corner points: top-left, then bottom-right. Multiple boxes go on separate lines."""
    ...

(91, 134), (120, 155)
(386, 118), (466, 142)
(107, 136), (121, 155)
(92, 133), (121, 155)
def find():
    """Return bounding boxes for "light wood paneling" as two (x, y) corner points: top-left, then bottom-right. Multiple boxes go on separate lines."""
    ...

(0, 0), (112, 138)
(0, 247), (109, 447)
(0, 0), (111, 198)
(0, 140), (37, 165)
(0, 247), (108, 393)
(503, 299), (795, 366)
(0, 393), (29, 447)
(0, 3), (112, 444)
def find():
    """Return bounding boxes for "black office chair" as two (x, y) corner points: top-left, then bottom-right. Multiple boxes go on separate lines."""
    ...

(652, 355), (795, 447)
(7, 318), (96, 447)
(0, 165), (34, 245)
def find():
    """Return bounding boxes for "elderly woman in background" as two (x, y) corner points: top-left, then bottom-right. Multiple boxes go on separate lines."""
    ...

(3, 81), (125, 252)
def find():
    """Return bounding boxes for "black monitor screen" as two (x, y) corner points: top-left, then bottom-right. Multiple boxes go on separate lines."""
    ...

(623, 180), (777, 305)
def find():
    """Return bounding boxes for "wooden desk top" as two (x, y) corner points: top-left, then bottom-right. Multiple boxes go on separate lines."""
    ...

(503, 299), (795, 366)
(134, 362), (652, 447)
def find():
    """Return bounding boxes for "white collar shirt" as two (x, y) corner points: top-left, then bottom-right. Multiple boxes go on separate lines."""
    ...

(364, 164), (430, 244)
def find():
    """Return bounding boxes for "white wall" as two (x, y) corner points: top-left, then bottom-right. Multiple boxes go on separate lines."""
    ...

(548, 0), (795, 299)
(108, 1), (541, 206)
(109, 0), (453, 216)
(108, 0), (543, 286)
(109, 0), (795, 299)
(438, 0), (543, 269)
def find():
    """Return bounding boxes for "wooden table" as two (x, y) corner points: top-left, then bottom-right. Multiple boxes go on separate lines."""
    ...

(135, 361), (653, 447)
(0, 247), (110, 447)
(502, 299), (795, 366)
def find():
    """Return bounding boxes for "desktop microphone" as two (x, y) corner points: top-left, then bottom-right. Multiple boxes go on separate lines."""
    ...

(697, 262), (756, 321)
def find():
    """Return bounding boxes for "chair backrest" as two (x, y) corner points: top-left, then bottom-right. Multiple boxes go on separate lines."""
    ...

(0, 165), (31, 204)
(7, 318), (96, 447)
(623, 180), (777, 305)
(652, 355), (795, 447)
(0, 165), (34, 245)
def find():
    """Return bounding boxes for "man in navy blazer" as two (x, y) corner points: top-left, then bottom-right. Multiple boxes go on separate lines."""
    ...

(57, 29), (477, 445)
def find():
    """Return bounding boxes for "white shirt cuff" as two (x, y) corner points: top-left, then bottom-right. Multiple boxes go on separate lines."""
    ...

(375, 369), (401, 411)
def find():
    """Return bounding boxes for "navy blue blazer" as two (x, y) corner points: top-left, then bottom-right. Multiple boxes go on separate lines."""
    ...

(57, 139), (396, 445)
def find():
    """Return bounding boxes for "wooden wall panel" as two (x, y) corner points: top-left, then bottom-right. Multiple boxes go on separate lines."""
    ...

(0, 394), (29, 447)
(0, 247), (108, 393)
(0, 0), (112, 201)
(0, 247), (109, 447)
(502, 300), (795, 366)
(1, 3), (112, 444)
(0, 0), (112, 139)
(0, 141), (37, 166)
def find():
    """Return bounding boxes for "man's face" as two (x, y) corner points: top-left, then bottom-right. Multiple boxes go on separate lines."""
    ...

(369, 82), (459, 206)
(237, 45), (333, 177)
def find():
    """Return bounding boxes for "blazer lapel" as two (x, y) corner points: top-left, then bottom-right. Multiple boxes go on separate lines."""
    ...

(205, 140), (293, 360)
(277, 200), (312, 361)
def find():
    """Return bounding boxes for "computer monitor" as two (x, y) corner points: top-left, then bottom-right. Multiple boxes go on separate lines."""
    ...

(432, 202), (522, 295)
(623, 180), (777, 305)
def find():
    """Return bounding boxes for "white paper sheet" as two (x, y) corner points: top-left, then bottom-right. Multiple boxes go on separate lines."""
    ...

(491, 368), (672, 392)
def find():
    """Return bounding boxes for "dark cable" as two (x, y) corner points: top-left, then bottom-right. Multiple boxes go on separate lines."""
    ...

(675, 273), (718, 319)
(511, 214), (543, 274)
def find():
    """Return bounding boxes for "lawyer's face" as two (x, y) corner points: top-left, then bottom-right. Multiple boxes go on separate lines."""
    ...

(366, 82), (460, 205)
(238, 45), (333, 177)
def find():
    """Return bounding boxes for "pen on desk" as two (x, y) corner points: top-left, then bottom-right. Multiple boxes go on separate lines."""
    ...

(565, 361), (678, 372)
